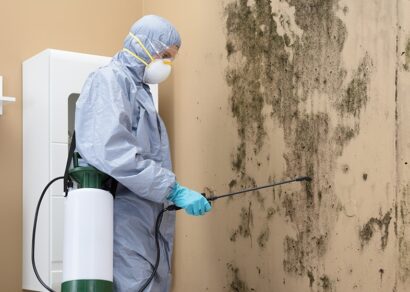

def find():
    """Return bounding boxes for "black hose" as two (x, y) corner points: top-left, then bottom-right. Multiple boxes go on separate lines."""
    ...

(137, 208), (168, 292)
(31, 176), (64, 292)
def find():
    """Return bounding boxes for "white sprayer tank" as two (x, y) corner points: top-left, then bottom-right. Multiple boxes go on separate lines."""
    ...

(62, 188), (113, 291)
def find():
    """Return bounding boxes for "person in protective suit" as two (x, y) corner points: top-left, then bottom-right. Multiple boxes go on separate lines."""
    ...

(75, 15), (212, 292)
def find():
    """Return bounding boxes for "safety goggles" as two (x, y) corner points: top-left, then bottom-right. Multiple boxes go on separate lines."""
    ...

(147, 38), (179, 60)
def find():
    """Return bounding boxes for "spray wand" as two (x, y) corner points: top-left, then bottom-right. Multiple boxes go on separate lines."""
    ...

(166, 176), (312, 211)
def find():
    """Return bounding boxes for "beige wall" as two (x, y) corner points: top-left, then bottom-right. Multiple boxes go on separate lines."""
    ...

(0, 1), (142, 291)
(145, 1), (410, 291)
(2, 1), (410, 291)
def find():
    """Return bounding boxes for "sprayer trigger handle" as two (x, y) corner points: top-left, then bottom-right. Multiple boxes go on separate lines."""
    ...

(201, 192), (211, 201)
(167, 205), (182, 211)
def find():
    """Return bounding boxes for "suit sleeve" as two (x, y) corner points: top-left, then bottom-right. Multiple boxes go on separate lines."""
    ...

(75, 69), (176, 202)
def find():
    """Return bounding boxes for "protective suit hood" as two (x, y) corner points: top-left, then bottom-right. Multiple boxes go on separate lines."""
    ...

(113, 15), (181, 83)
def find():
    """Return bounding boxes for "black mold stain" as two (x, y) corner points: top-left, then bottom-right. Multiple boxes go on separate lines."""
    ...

(307, 270), (315, 287)
(320, 275), (332, 291)
(399, 238), (410, 281)
(232, 142), (246, 172)
(332, 53), (372, 153)
(225, 0), (372, 286)
(283, 112), (330, 179)
(336, 54), (372, 117)
(315, 234), (328, 257)
(333, 125), (356, 156)
(342, 164), (349, 173)
(379, 268), (384, 282)
(227, 263), (251, 292)
(266, 207), (277, 219)
(342, 6), (349, 15)
(394, 202), (398, 237)
(359, 210), (392, 250)
(226, 41), (236, 57)
(399, 185), (410, 281)
(283, 234), (305, 275)
(203, 187), (216, 197)
(404, 39), (410, 71)
(257, 225), (270, 248)
(282, 193), (296, 222)
(230, 202), (254, 244)
(256, 266), (261, 276)
(229, 179), (238, 190)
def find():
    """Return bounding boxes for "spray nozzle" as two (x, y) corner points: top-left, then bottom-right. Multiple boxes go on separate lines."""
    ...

(296, 176), (312, 182)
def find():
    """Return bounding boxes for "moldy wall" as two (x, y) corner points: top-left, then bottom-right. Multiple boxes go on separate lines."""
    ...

(144, 0), (410, 291)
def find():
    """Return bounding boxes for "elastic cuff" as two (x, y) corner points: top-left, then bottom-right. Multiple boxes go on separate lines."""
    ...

(167, 181), (180, 201)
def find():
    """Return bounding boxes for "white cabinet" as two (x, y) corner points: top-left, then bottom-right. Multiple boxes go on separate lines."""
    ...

(22, 49), (158, 291)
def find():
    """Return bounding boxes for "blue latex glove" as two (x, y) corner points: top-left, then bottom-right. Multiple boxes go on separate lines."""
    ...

(167, 183), (212, 216)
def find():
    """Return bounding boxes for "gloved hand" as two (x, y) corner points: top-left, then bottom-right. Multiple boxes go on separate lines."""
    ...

(167, 183), (212, 216)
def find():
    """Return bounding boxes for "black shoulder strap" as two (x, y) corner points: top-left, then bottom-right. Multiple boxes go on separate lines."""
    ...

(63, 131), (119, 197)
(64, 132), (76, 197)
(110, 180), (118, 198)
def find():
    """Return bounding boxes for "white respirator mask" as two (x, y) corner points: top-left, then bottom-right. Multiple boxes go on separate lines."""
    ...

(143, 58), (172, 84)
(123, 32), (174, 84)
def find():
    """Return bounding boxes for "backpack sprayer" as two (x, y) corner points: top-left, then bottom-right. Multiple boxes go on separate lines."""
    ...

(31, 133), (312, 292)
(32, 133), (117, 292)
